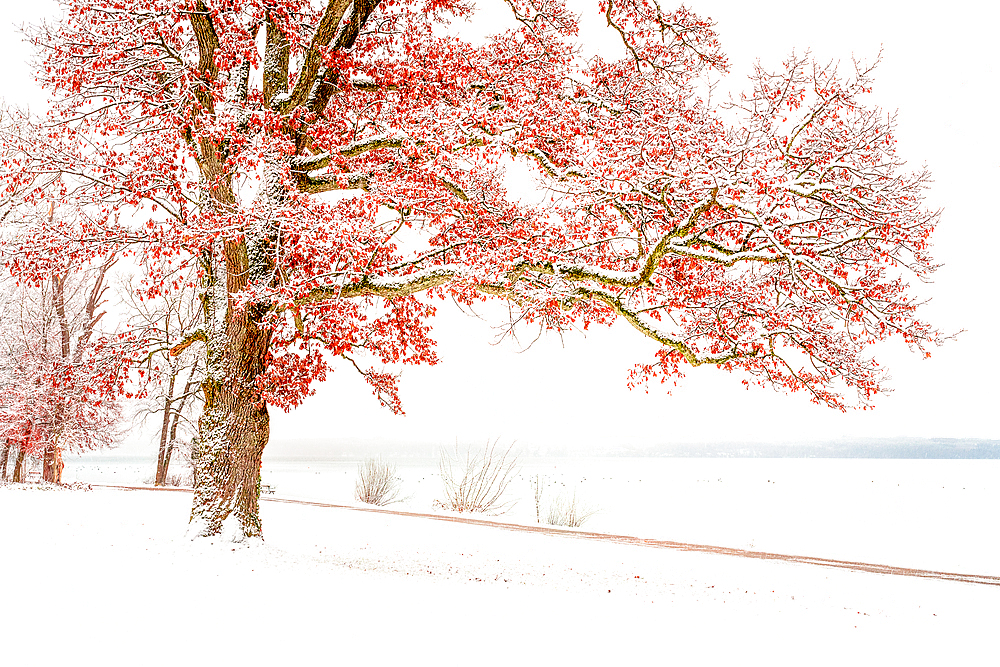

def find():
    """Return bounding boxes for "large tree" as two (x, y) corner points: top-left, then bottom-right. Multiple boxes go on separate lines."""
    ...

(0, 0), (940, 539)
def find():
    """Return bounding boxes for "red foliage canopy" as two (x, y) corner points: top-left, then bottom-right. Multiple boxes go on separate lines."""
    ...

(0, 0), (941, 412)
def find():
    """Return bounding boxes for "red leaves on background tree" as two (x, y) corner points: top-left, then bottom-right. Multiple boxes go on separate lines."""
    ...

(0, 253), (126, 482)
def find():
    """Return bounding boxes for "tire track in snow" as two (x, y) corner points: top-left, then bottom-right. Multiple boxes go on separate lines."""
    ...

(90, 483), (1000, 587)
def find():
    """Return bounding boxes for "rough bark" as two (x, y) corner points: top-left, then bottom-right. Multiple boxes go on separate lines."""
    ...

(182, 71), (273, 536)
(0, 442), (9, 481)
(186, 212), (273, 539)
(189, 365), (269, 540)
(188, 256), (271, 539)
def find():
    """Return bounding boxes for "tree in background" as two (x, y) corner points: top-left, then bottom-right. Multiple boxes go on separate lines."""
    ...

(0, 285), (18, 482)
(1, 0), (942, 538)
(122, 269), (204, 486)
(0, 208), (124, 482)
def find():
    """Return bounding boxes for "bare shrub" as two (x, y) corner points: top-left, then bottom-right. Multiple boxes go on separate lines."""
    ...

(142, 471), (191, 487)
(354, 456), (403, 506)
(165, 472), (191, 487)
(546, 490), (598, 528)
(435, 439), (519, 514)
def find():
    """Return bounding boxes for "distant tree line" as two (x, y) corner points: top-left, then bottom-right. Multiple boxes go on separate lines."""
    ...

(611, 439), (1000, 459)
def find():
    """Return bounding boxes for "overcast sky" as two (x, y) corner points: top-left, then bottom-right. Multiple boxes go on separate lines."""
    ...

(2, 1), (997, 456)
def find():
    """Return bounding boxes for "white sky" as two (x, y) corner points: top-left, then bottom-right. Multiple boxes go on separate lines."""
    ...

(1, 0), (997, 454)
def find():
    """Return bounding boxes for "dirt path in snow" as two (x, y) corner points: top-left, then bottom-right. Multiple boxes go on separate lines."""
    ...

(90, 483), (1000, 587)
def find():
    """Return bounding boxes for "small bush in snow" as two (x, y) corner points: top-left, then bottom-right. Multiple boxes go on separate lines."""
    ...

(142, 472), (191, 487)
(165, 472), (191, 487)
(546, 490), (598, 528)
(355, 456), (403, 506)
(435, 439), (519, 514)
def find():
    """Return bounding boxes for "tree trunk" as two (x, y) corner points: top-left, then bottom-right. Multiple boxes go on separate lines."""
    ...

(43, 267), (72, 485)
(185, 107), (278, 538)
(154, 376), (176, 486)
(188, 335), (270, 540)
(164, 370), (199, 486)
(157, 359), (200, 486)
(163, 416), (180, 485)
(189, 378), (268, 540)
(42, 444), (57, 482)
(187, 239), (272, 541)
(42, 443), (64, 483)
(12, 448), (25, 483)
(55, 448), (64, 484)
(0, 442), (9, 481)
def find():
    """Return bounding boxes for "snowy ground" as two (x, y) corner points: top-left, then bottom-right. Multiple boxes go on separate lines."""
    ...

(2, 482), (997, 665)
(63, 456), (1000, 574)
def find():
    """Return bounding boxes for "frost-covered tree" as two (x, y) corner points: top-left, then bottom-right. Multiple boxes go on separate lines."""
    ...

(0, 228), (122, 482)
(0, 0), (941, 539)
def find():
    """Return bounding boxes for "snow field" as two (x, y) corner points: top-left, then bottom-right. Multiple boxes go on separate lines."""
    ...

(69, 456), (998, 574)
(2, 485), (997, 665)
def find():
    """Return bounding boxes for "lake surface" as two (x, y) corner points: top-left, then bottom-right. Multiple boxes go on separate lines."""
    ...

(62, 455), (1000, 575)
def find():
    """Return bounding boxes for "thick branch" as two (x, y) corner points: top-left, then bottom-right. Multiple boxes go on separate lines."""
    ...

(524, 147), (586, 181)
(298, 266), (459, 304)
(263, 12), (291, 107)
(339, 134), (404, 157)
(289, 152), (333, 171)
(297, 172), (370, 194)
(290, 134), (403, 193)
(188, 1), (220, 115)
(305, 0), (384, 117)
(439, 176), (470, 201)
(169, 329), (207, 357)
(570, 286), (740, 368)
(72, 255), (116, 365)
(280, 0), (353, 113)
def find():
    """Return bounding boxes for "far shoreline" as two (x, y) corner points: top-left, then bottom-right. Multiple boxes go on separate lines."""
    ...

(64, 436), (1000, 463)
